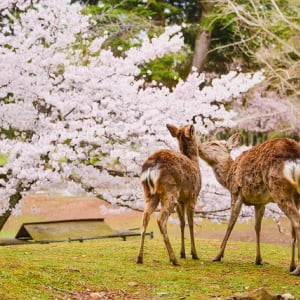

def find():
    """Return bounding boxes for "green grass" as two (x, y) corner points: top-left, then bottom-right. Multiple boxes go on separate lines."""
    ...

(0, 236), (299, 300)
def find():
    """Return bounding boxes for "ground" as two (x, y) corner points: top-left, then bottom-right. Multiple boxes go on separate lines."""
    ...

(1, 194), (292, 247)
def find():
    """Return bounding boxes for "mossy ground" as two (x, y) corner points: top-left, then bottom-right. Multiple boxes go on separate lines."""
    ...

(0, 235), (299, 299)
(0, 196), (298, 299)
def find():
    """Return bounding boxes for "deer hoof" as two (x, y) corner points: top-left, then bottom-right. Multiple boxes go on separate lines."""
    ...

(136, 257), (143, 264)
(290, 266), (300, 276)
(290, 264), (296, 272)
(192, 254), (199, 260)
(171, 259), (180, 266)
(213, 254), (223, 262)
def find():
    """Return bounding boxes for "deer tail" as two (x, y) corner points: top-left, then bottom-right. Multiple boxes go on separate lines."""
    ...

(140, 166), (160, 195)
(283, 160), (300, 193)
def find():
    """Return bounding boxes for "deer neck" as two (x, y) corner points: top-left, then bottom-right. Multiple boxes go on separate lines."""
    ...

(212, 156), (233, 189)
(183, 146), (200, 168)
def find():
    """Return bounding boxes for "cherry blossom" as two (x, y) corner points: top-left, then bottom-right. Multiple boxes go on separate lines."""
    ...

(0, 0), (269, 224)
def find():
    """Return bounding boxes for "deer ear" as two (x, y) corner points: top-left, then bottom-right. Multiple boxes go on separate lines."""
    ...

(189, 125), (195, 137)
(166, 124), (178, 137)
(227, 133), (241, 150)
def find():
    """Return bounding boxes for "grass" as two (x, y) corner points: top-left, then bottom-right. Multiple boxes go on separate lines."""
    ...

(0, 235), (299, 300)
(0, 197), (298, 299)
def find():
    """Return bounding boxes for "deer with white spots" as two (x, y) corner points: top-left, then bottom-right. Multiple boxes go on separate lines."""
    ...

(137, 124), (201, 265)
(198, 133), (300, 275)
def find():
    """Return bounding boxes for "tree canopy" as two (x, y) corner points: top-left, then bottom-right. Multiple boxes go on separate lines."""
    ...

(89, 1), (300, 91)
(0, 0), (272, 228)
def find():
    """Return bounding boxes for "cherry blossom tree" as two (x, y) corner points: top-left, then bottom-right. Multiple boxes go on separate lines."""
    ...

(0, 0), (265, 229)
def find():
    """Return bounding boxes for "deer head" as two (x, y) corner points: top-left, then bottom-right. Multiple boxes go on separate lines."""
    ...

(198, 133), (241, 166)
(167, 123), (198, 160)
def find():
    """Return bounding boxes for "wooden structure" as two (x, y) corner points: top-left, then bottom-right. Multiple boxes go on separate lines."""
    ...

(4, 218), (153, 245)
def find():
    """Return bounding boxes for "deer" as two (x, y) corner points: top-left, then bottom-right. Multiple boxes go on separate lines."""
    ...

(137, 124), (201, 265)
(198, 133), (300, 275)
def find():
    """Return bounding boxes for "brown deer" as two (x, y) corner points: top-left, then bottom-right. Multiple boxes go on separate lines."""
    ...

(198, 133), (300, 275)
(137, 124), (201, 265)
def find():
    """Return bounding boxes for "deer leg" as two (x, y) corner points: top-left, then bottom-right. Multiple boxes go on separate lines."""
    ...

(157, 199), (179, 266)
(276, 200), (300, 275)
(176, 202), (186, 258)
(254, 204), (265, 265)
(137, 197), (159, 264)
(187, 202), (199, 260)
(290, 223), (296, 272)
(214, 193), (243, 262)
(291, 197), (300, 272)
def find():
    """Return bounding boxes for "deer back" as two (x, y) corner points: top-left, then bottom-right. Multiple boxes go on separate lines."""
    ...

(230, 138), (300, 199)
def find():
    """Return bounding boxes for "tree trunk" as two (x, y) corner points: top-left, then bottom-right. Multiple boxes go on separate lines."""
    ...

(0, 190), (22, 231)
(191, 29), (211, 73)
(191, 0), (215, 74)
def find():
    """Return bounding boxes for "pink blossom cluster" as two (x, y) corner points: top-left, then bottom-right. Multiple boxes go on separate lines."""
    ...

(0, 0), (269, 221)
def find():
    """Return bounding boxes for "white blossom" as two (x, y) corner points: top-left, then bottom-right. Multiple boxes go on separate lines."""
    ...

(0, 0), (270, 222)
